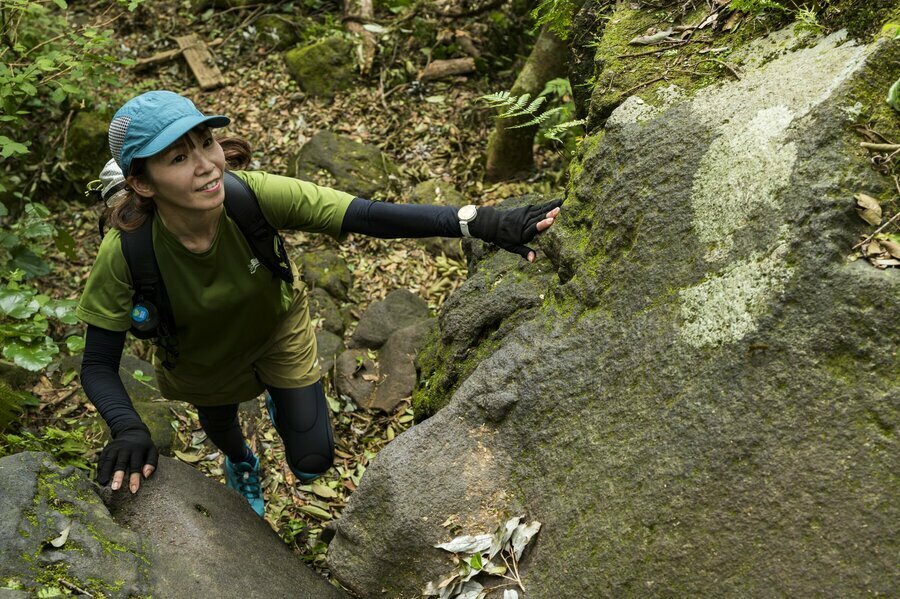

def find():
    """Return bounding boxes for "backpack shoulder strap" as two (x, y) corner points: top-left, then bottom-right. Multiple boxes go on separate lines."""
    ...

(120, 215), (161, 313)
(119, 215), (179, 368)
(223, 171), (294, 285)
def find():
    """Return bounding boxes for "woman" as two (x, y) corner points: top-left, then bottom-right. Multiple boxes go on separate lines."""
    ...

(78, 90), (561, 516)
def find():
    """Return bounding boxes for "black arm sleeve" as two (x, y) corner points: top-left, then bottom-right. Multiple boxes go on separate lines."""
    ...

(340, 198), (462, 239)
(81, 325), (147, 438)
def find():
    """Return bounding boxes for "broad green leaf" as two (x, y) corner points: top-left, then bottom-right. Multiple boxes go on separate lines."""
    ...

(40, 299), (78, 324)
(52, 0), (68, 8)
(0, 202), (7, 217)
(0, 136), (29, 158)
(0, 319), (48, 338)
(469, 552), (482, 570)
(9, 248), (50, 279)
(2, 338), (59, 371)
(0, 287), (39, 319)
(65, 336), (85, 354)
(55, 229), (77, 260)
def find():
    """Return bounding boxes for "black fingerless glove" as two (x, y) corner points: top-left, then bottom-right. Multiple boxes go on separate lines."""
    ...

(468, 199), (564, 260)
(96, 424), (159, 486)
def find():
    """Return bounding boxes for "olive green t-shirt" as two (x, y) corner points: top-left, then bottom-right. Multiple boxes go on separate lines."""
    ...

(76, 171), (353, 391)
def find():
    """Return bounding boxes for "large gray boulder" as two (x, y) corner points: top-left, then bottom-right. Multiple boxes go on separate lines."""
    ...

(0, 452), (151, 597)
(0, 452), (347, 598)
(104, 456), (347, 599)
(325, 28), (900, 597)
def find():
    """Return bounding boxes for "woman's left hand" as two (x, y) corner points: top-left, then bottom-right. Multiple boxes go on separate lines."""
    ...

(470, 199), (564, 262)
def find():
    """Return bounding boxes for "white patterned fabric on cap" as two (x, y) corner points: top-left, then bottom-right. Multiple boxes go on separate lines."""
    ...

(108, 116), (131, 167)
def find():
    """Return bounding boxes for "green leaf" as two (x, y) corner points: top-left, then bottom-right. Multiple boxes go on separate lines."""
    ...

(132, 369), (153, 382)
(52, 0), (68, 8)
(66, 335), (86, 354)
(0, 136), (29, 158)
(2, 338), (59, 371)
(0, 203), (7, 217)
(887, 78), (900, 112)
(54, 229), (77, 261)
(0, 319), (48, 339)
(60, 367), (79, 385)
(40, 299), (78, 324)
(0, 287), (40, 319)
(469, 552), (483, 570)
(298, 504), (333, 520)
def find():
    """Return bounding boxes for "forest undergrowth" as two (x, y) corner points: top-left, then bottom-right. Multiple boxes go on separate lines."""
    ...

(5, 0), (573, 586)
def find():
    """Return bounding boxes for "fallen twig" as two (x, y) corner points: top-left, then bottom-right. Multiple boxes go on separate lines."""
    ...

(58, 579), (94, 598)
(853, 210), (900, 250)
(860, 142), (900, 152)
(695, 57), (741, 79)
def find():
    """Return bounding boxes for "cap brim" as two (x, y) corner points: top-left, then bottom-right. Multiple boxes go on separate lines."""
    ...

(133, 114), (230, 160)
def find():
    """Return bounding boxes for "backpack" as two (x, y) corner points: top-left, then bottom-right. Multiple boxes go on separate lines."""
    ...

(119, 171), (293, 369)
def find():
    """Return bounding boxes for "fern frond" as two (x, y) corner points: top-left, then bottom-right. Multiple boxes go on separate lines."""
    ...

(507, 106), (564, 129)
(479, 91), (513, 107)
(499, 93), (533, 117)
(499, 96), (548, 119)
(543, 118), (587, 141)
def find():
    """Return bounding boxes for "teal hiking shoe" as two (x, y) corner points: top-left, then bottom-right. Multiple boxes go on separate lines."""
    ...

(265, 393), (319, 482)
(225, 454), (265, 517)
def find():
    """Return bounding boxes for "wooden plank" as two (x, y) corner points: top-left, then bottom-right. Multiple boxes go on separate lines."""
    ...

(175, 34), (225, 90)
(134, 38), (223, 71)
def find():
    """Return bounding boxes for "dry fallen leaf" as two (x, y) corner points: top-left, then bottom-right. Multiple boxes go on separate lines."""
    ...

(50, 525), (71, 548)
(866, 239), (883, 256)
(880, 238), (900, 259)
(855, 193), (882, 226)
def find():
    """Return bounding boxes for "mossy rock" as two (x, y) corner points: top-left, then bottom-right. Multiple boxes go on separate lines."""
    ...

(296, 250), (352, 302)
(288, 131), (401, 199)
(63, 110), (112, 197)
(284, 35), (357, 101)
(254, 14), (309, 50)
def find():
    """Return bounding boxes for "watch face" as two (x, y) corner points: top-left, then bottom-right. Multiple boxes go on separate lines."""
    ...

(459, 205), (477, 221)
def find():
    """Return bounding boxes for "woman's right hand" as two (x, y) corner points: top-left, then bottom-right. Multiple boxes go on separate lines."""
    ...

(97, 424), (158, 493)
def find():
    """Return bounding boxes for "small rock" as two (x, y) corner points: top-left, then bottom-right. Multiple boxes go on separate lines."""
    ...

(367, 319), (435, 413)
(297, 250), (352, 302)
(309, 287), (347, 336)
(334, 349), (377, 406)
(316, 329), (345, 376)
(350, 289), (431, 349)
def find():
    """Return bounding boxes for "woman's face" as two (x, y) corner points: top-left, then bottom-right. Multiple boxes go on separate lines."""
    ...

(129, 126), (226, 215)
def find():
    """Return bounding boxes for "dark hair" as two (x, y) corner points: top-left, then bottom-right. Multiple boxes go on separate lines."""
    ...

(102, 135), (252, 232)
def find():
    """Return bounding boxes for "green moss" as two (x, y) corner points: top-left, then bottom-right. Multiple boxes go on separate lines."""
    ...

(29, 561), (119, 597)
(284, 35), (357, 100)
(412, 327), (505, 420)
(819, 0), (900, 40)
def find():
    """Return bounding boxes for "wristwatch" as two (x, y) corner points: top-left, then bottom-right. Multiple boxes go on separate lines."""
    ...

(458, 204), (477, 237)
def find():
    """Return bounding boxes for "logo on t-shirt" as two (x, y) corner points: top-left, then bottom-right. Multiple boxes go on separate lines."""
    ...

(248, 258), (260, 275)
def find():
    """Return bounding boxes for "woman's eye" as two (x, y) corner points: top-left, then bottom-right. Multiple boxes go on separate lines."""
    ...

(171, 154), (186, 164)
(204, 137), (213, 147)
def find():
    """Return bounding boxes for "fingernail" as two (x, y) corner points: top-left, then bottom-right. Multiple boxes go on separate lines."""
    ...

(131, 485), (138, 494)
(111, 481), (119, 490)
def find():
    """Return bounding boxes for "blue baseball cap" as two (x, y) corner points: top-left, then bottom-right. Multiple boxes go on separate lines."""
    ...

(108, 90), (230, 176)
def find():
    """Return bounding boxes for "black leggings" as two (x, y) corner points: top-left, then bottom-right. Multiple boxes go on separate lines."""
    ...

(196, 379), (334, 480)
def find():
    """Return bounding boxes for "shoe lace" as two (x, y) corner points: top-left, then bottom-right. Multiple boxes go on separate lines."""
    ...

(232, 464), (261, 499)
